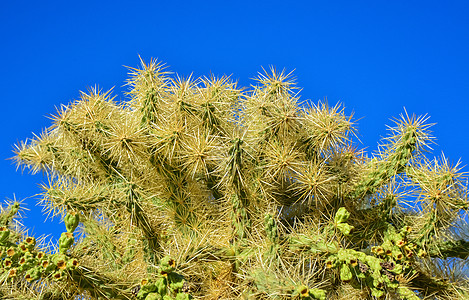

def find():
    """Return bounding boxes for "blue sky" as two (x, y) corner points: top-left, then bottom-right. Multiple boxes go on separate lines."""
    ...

(1, 1), (468, 242)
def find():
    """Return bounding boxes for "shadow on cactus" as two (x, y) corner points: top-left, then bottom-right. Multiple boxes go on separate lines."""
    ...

(3, 57), (469, 299)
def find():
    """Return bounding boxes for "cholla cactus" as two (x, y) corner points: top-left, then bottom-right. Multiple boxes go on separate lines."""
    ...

(3, 57), (469, 299)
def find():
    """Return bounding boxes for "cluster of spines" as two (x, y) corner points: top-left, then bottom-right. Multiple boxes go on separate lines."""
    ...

(7, 59), (469, 299)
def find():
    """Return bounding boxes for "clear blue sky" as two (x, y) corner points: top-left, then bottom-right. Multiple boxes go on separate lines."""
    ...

(1, 1), (468, 242)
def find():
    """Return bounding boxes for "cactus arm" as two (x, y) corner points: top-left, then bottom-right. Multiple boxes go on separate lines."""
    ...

(124, 183), (161, 264)
(350, 117), (431, 200)
(68, 265), (134, 299)
(428, 239), (469, 259)
(0, 202), (20, 226)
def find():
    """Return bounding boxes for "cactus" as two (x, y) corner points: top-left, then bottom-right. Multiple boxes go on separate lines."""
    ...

(2, 58), (469, 299)
(64, 211), (80, 233)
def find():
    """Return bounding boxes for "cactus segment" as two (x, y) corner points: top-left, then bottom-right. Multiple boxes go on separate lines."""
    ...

(64, 211), (80, 232)
(334, 207), (350, 224)
(58, 232), (75, 253)
(160, 256), (176, 273)
(336, 222), (354, 236)
(0, 226), (10, 243)
(24, 267), (41, 282)
(309, 288), (326, 300)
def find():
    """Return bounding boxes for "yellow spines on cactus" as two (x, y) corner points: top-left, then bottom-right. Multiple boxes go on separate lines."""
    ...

(7, 59), (469, 299)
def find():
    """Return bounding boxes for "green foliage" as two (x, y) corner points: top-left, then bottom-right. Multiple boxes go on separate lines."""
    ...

(2, 58), (469, 299)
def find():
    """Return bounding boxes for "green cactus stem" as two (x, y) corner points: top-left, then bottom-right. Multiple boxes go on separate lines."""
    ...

(64, 211), (80, 232)
(0, 227), (10, 244)
(58, 232), (75, 254)
(0, 202), (20, 226)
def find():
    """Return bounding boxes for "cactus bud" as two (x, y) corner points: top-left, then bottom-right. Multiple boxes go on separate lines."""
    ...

(4, 258), (12, 268)
(6, 247), (19, 260)
(145, 293), (162, 300)
(52, 270), (64, 281)
(336, 223), (354, 236)
(58, 232), (74, 253)
(52, 253), (67, 270)
(390, 263), (403, 275)
(66, 258), (79, 270)
(340, 263), (353, 282)
(334, 207), (350, 224)
(25, 236), (36, 249)
(25, 267), (41, 282)
(417, 249), (427, 258)
(156, 277), (168, 295)
(169, 273), (185, 292)
(19, 242), (28, 253)
(292, 285), (309, 298)
(309, 288), (326, 300)
(325, 259), (335, 269)
(400, 226), (412, 235)
(300, 287), (309, 298)
(396, 239), (406, 248)
(18, 256), (27, 266)
(372, 246), (384, 256)
(37, 251), (45, 260)
(395, 252), (404, 261)
(8, 268), (17, 278)
(364, 256), (381, 271)
(41, 260), (56, 273)
(160, 256), (176, 273)
(175, 293), (191, 300)
(371, 287), (384, 299)
(140, 281), (157, 294)
(397, 286), (420, 300)
(64, 211), (80, 233)
(136, 288), (149, 300)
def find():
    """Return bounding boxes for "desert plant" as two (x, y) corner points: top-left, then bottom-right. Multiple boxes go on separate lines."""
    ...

(2, 58), (468, 299)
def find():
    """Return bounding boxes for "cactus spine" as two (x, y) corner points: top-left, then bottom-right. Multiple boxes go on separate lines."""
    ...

(3, 59), (469, 299)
